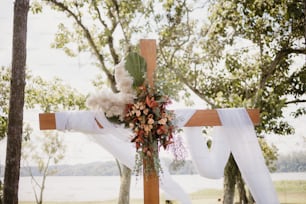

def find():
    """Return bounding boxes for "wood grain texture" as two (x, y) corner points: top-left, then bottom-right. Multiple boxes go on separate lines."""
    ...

(39, 113), (56, 130)
(140, 39), (156, 88)
(184, 109), (260, 126)
(143, 160), (160, 204)
(140, 39), (160, 204)
(38, 109), (260, 130)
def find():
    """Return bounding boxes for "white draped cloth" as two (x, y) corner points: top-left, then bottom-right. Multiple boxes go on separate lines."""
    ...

(54, 108), (279, 204)
(54, 110), (192, 204)
(176, 108), (279, 204)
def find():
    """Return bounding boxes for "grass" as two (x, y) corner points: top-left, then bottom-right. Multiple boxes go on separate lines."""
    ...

(20, 180), (306, 204)
(274, 180), (306, 204)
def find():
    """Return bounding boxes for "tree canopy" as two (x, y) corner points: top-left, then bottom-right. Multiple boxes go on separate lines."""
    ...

(0, 66), (86, 140)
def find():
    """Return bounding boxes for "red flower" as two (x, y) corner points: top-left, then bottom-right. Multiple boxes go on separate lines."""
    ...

(162, 140), (173, 149)
(156, 125), (167, 135)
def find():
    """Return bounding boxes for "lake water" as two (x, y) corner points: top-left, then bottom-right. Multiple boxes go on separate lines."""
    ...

(17, 172), (306, 202)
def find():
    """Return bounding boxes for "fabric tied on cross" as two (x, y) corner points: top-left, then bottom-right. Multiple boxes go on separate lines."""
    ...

(54, 111), (192, 204)
(181, 108), (279, 204)
(54, 108), (279, 204)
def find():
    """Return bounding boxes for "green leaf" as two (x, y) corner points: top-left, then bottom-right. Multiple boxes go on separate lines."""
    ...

(125, 52), (147, 88)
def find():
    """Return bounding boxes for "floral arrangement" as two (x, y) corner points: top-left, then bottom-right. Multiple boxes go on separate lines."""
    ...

(125, 84), (176, 175)
(86, 52), (185, 176)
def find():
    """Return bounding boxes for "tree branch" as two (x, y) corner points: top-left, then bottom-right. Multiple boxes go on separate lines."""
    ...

(91, 0), (108, 28)
(111, 0), (131, 52)
(183, 82), (216, 107)
(105, 1), (119, 64)
(285, 99), (306, 104)
(261, 48), (306, 88)
(45, 0), (115, 87)
(92, 0), (119, 64)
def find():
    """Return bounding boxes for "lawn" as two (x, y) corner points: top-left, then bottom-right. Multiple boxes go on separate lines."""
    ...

(20, 180), (306, 204)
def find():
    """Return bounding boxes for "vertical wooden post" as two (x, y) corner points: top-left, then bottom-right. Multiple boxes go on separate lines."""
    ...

(139, 39), (160, 204)
(140, 39), (157, 88)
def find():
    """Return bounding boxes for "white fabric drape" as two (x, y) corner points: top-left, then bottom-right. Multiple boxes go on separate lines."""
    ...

(183, 127), (230, 179)
(54, 108), (279, 204)
(183, 108), (279, 204)
(54, 111), (192, 204)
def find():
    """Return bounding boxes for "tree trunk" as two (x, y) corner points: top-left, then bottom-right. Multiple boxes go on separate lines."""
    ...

(304, 0), (306, 47)
(237, 171), (256, 204)
(223, 154), (238, 204)
(118, 164), (131, 204)
(247, 189), (255, 204)
(3, 1), (29, 204)
(237, 171), (248, 204)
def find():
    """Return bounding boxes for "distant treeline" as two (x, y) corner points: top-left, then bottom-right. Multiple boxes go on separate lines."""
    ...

(276, 151), (306, 172)
(0, 151), (305, 177)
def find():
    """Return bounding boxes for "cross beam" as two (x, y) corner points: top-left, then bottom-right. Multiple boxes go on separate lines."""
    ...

(39, 109), (260, 130)
(39, 39), (260, 204)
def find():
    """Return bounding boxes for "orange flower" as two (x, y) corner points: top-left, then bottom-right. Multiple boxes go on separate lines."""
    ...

(125, 84), (179, 175)
(146, 96), (158, 108)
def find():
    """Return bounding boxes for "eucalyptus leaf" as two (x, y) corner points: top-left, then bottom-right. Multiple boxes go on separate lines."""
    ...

(125, 52), (147, 88)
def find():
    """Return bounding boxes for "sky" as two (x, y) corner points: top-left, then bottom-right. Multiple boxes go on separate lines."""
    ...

(0, 1), (305, 166)
(0, 1), (114, 165)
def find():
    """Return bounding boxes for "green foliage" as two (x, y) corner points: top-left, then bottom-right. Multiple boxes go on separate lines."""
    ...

(23, 132), (66, 173)
(22, 131), (66, 204)
(181, 1), (305, 201)
(0, 67), (86, 141)
(25, 75), (86, 113)
(30, 0), (43, 14)
(208, 0), (305, 48)
(0, 66), (86, 203)
(171, 0), (306, 136)
(0, 67), (10, 139)
(0, 117), (7, 140)
(32, 0), (305, 135)
(124, 52), (147, 88)
(258, 138), (278, 172)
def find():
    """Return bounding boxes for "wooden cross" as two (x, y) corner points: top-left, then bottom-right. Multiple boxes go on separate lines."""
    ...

(39, 39), (260, 204)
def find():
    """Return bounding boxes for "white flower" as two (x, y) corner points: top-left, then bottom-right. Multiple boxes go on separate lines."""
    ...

(86, 89), (136, 120)
(115, 60), (134, 94)
(86, 60), (137, 121)
(158, 118), (167, 125)
(147, 118), (154, 125)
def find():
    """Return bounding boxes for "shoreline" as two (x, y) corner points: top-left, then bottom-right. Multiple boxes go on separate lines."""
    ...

(17, 172), (306, 202)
